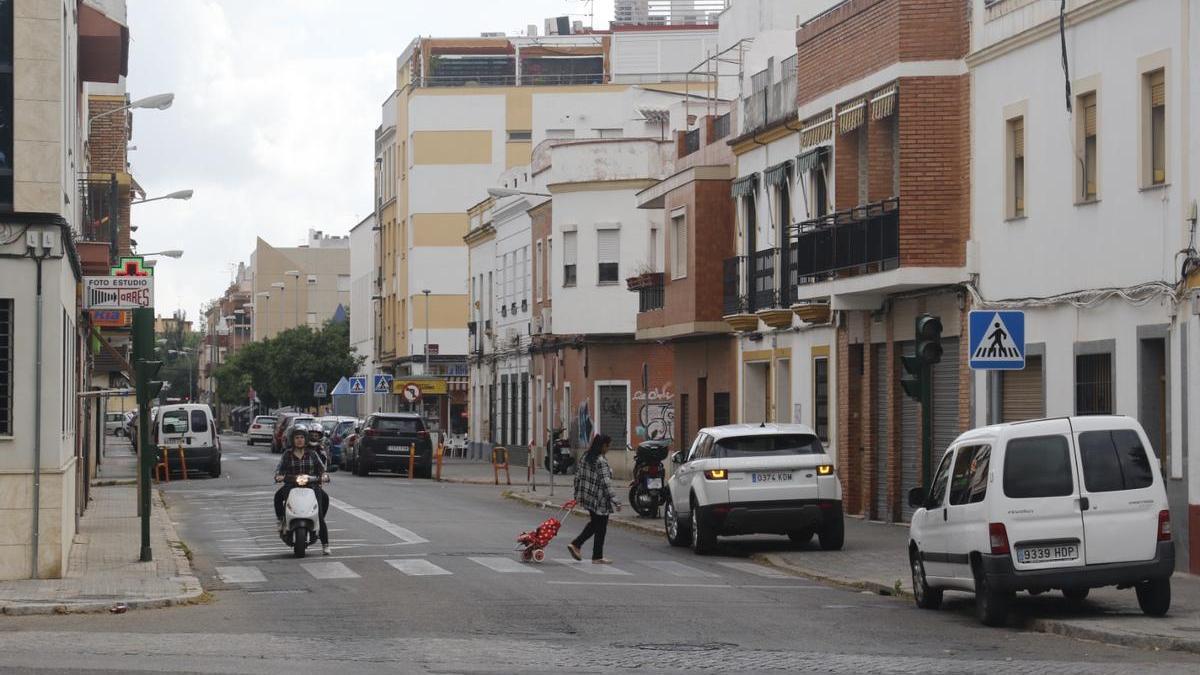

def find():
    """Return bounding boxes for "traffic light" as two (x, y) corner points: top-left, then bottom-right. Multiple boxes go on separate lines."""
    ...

(135, 359), (164, 405)
(900, 354), (923, 401)
(915, 314), (944, 365)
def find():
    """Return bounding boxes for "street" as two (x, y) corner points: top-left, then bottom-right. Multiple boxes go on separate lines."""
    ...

(0, 435), (1195, 674)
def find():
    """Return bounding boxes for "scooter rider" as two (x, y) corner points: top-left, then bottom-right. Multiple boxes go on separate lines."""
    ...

(274, 424), (332, 555)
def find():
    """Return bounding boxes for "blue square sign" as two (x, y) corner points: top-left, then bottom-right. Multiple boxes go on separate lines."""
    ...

(969, 310), (1025, 370)
(348, 376), (367, 395)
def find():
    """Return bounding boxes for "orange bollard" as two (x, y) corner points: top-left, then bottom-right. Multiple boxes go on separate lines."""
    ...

(177, 444), (189, 480)
(435, 444), (444, 481)
(409, 443), (416, 480)
(153, 446), (169, 483)
(492, 447), (511, 486)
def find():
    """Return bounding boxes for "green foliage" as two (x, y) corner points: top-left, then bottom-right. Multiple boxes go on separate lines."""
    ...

(214, 320), (363, 409)
(155, 310), (201, 401)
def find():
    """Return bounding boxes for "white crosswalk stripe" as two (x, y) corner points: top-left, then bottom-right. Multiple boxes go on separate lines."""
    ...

(715, 561), (789, 578)
(468, 556), (542, 574)
(300, 562), (359, 580)
(552, 559), (632, 575)
(386, 559), (452, 576)
(216, 566), (267, 584)
(637, 560), (720, 578)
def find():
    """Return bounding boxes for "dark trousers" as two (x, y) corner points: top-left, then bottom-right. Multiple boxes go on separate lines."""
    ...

(274, 485), (330, 545)
(571, 511), (609, 560)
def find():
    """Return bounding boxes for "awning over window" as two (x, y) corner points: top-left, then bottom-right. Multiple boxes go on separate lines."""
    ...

(795, 146), (828, 174)
(731, 173), (759, 198)
(78, 2), (129, 84)
(800, 110), (833, 147)
(763, 160), (793, 187)
(838, 100), (866, 134)
(869, 84), (897, 121)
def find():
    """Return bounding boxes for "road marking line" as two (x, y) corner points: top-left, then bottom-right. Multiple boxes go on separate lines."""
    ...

(546, 580), (729, 588)
(216, 566), (267, 584)
(552, 559), (632, 575)
(328, 497), (428, 544)
(637, 560), (720, 578)
(468, 556), (541, 574)
(715, 561), (790, 578)
(386, 559), (452, 576)
(739, 584), (824, 589)
(300, 562), (360, 580)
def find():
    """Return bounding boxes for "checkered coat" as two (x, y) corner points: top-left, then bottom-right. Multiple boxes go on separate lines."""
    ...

(573, 455), (619, 515)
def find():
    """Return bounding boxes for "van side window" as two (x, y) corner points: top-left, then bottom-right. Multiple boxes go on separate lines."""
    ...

(927, 451), (954, 508)
(1003, 435), (1074, 498)
(162, 411), (188, 435)
(1079, 430), (1153, 492)
(190, 410), (208, 433)
(949, 445), (990, 506)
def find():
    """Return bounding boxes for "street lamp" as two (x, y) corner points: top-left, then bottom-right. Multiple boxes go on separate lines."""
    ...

(168, 348), (198, 402)
(256, 291), (272, 339)
(487, 187), (551, 198)
(285, 270), (301, 328)
(422, 288), (432, 376)
(140, 249), (184, 258)
(132, 189), (194, 205)
(87, 92), (175, 129)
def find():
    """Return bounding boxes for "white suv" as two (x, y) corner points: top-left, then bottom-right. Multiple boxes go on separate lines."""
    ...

(908, 416), (1174, 626)
(664, 424), (844, 554)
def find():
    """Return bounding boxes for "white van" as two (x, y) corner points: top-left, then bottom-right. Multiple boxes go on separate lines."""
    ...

(908, 416), (1174, 626)
(153, 403), (222, 478)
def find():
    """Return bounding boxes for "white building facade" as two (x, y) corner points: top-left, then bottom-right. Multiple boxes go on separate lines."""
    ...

(349, 214), (378, 415)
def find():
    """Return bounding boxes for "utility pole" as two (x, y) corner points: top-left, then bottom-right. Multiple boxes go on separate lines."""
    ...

(132, 308), (163, 562)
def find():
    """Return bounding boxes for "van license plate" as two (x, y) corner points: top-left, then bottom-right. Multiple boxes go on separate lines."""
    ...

(1016, 543), (1078, 564)
(751, 472), (793, 483)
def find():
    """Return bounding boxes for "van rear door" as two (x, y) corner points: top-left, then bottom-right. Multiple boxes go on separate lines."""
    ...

(1071, 417), (1161, 564)
(999, 419), (1087, 570)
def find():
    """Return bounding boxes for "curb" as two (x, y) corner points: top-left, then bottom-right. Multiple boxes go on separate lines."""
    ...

(755, 553), (908, 598)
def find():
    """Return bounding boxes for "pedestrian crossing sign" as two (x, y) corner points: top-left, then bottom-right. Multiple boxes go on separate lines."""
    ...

(373, 373), (393, 395)
(968, 310), (1025, 370)
(349, 376), (367, 395)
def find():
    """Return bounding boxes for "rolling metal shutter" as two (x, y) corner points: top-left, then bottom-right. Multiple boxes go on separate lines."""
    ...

(898, 341), (920, 521)
(872, 344), (890, 522)
(1001, 354), (1044, 422)
(932, 337), (962, 464)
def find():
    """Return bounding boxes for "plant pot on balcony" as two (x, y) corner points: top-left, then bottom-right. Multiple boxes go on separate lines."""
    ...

(756, 308), (794, 330)
(792, 303), (832, 324)
(626, 272), (663, 291)
(723, 313), (760, 333)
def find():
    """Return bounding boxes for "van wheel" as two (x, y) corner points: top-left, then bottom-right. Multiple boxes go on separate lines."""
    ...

(818, 516), (844, 551)
(974, 568), (1012, 627)
(1062, 587), (1089, 602)
(910, 548), (943, 610)
(664, 499), (691, 547)
(689, 501), (716, 555)
(209, 457), (221, 478)
(1135, 577), (1170, 616)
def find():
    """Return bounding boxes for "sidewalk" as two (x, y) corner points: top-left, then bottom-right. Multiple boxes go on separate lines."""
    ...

(0, 442), (204, 616)
(502, 489), (1200, 654)
(438, 456), (542, 486)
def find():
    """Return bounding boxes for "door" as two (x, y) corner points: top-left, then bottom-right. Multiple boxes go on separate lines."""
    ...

(898, 342), (920, 521)
(872, 344), (890, 521)
(943, 444), (992, 581)
(1072, 418), (1161, 565)
(598, 384), (629, 449)
(997, 419), (1086, 571)
(915, 449), (955, 579)
(1001, 354), (1044, 422)
(932, 337), (961, 460)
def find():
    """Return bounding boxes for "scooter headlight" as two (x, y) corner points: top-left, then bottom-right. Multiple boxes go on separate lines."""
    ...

(296, 475), (309, 486)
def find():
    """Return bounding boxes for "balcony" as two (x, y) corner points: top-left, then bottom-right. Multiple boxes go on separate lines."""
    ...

(682, 128), (700, 157)
(741, 57), (797, 137)
(722, 250), (792, 331)
(712, 112), (731, 141)
(636, 273), (664, 312)
(792, 198), (900, 286)
(79, 176), (120, 264)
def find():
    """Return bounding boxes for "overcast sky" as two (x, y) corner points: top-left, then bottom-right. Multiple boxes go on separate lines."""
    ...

(126, 0), (614, 323)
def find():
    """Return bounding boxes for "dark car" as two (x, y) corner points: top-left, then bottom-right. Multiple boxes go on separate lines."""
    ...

(347, 413), (433, 478)
(273, 412), (315, 454)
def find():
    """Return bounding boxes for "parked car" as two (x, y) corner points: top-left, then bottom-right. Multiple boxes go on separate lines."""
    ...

(152, 403), (222, 478)
(272, 412), (315, 453)
(663, 423), (843, 555)
(317, 417), (358, 469)
(338, 421), (364, 472)
(907, 416), (1174, 627)
(246, 415), (277, 446)
(346, 413), (433, 478)
(105, 411), (128, 436)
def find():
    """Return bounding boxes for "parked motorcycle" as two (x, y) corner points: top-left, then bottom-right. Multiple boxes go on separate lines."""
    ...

(628, 440), (670, 517)
(278, 474), (324, 558)
(544, 427), (575, 475)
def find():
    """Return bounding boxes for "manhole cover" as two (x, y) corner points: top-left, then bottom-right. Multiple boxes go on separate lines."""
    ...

(625, 642), (737, 653)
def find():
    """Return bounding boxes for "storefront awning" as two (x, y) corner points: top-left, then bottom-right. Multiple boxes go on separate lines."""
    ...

(731, 173), (758, 199)
(78, 2), (129, 84)
(796, 146), (829, 174)
(763, 160), (793, 187)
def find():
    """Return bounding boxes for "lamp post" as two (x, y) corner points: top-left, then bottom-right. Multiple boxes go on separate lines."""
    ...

(256, 291), (271, 339)
(131, 189), (194, 205)
(139, 249), (184, 258)
(87, 92), (174, 132)
(285, 270), (301, 328)
(486, 187), (551, 198)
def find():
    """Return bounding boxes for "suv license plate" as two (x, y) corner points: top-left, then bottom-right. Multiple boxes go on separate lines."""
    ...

(645, 478), (662, 489)
(1017, 543), (1078, 564)
(387, 445), (407, 453)
(751, 472), (793, 483)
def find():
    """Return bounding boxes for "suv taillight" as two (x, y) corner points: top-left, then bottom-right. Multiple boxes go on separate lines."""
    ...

(1158, 510), (1172, 542)
(417, 430), (430, 439)
(988, 522), (1010, 555)
(366, 428), (379, 438)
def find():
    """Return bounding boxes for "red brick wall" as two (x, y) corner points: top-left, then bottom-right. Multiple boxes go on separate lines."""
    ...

(87, 97), (132, 256)
(897, 75), (969, 268)
(867, 115), (897, 203)
(898, 0), (969, 63)
(673, 337), (736, 449)
(834, 128), (860, 211)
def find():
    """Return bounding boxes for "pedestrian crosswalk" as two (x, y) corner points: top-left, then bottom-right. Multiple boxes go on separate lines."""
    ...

(213, 556), (815, 588)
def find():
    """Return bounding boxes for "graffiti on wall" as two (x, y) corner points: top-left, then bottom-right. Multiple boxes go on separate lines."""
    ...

(634, 384), (674, 442)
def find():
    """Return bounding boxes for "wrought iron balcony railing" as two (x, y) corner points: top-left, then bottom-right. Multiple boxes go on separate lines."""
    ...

(791, 198), (900, 285)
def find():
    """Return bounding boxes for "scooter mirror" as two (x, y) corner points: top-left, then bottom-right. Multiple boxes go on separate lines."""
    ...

(671, 452), (684, 465)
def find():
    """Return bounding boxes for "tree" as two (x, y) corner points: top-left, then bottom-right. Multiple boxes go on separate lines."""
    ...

(156, 310), (201, 402)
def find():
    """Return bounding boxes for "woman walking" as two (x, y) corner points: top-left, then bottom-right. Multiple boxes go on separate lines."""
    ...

(567, 434), (620, 564)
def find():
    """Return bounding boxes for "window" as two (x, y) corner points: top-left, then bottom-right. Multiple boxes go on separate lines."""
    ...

(926, 451), (954, 509)
(190, 409), (209, 433)
(535, 241), (543, 301)
(713, 434), (824, 458)
(1004, 435), (1074, 498)
(507, 130), (531, 142)
(161, 411), (189, 435)
(337, 274), (351, 292)
(1077, 92), (1097, 201)
(1007, 116), (1025, 218)
(649, 228), (658, 273)
(670, 213), (687, 280)
(1145, 69), (1166, 186)
(949, 445), (990, 506)
(1079, 429), (1154, 493)
(374, 417), (424, 434)
(813, 356), (829, 442)
(713, 392), (731, 427)
(562, 231), (577, 287)
(1075, 352), (1113, 415)
(597, 229), (619, 284)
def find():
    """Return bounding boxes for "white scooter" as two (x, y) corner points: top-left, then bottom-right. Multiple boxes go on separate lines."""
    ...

(278, 474), (325, 558)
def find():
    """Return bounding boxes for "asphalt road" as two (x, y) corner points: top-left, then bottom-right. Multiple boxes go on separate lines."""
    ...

(1, 434), (1198, 674)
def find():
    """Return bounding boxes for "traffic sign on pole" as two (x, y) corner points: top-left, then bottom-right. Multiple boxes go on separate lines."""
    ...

(968, 310), (1025, 370)
(373, 373), (393, 394)
(349, 376), (367, 395)
(313, 382), (328, 398)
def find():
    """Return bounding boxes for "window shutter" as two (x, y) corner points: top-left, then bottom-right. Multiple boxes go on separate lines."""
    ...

(563, 231), (577, 265)
(1150, 71), (1165, 107)
(1083, 100), (1096, 137)
(597, 229), (620, 263)
(1012, 118), (1024, 158)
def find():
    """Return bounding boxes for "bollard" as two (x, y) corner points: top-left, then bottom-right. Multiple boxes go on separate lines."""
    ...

(492, 447), (511, 486)
(409, 443), (416, 480)
(435, 444), (444, 481)
(178, 443), (188, 480)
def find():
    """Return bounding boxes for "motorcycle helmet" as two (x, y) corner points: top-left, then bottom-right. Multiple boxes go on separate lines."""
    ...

(307, 425), (325, 444)
(289, 424), (309, 446)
